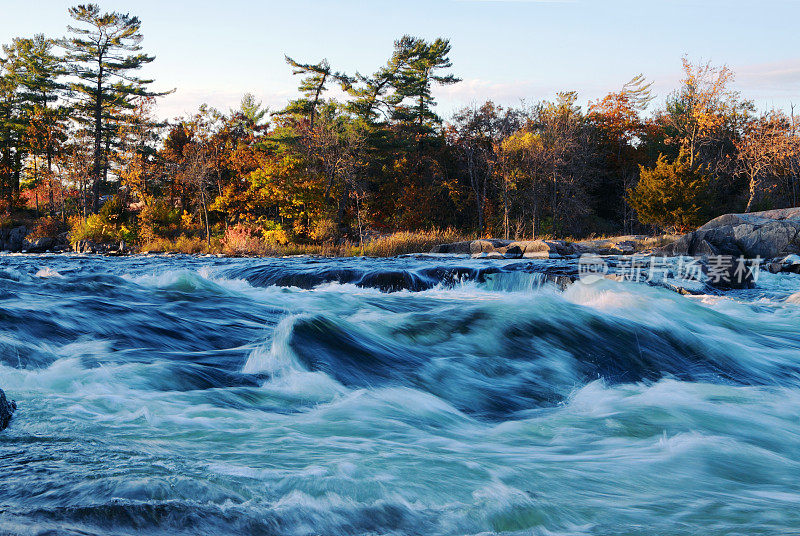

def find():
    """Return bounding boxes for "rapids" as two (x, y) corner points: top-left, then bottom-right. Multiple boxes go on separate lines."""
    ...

(1, 253), (800, 535)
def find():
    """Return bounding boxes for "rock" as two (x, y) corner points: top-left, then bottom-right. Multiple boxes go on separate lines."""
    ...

(0, 388), (16, 431)
(660, 208), (800, 259)
(501, 244), (524, 259)
(0, 226), (28, 252)
(471, 250), (505, 259)
(575, 235), (648, 255)
(73, 239), (97, 253)
(431, 239), (511, 255)
(22, 236), (56, 252)
(470, 239), (511, 254)
(510, 239), (574, 258)
(769, 254), (800, 274)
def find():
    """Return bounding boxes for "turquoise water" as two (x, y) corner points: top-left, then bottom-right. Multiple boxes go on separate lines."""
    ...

(1, 254), (800, 535)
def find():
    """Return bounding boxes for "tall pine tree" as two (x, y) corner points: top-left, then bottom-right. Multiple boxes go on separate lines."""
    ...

(61, 3), (165, 211)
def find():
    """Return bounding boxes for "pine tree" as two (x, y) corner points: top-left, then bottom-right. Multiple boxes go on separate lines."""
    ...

(279, 56), (337, 129)
(387, 36), (460, 130)
(0, 50), (25, 202)
(60, 3), (165, 212)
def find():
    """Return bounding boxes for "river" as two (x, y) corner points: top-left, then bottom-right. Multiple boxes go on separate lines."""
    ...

(1, 253), (800, 535)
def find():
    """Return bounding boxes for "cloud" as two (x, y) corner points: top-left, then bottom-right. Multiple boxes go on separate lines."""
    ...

(736, 58), (800, 95)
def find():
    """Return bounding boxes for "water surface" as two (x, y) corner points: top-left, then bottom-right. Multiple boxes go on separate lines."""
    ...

(2, 254), (800, 535)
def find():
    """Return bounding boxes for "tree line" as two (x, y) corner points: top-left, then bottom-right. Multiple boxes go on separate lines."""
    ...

(2, 4), (799, 251)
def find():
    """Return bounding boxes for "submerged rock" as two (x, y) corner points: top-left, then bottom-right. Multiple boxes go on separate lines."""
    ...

(767, 254), (800, 275)
(0, 388), (16, 431)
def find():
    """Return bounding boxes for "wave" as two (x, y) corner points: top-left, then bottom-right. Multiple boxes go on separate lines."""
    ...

(237, 280), (800, 421)
(4, 255), (800, 535)
(220, 259), (568, 293)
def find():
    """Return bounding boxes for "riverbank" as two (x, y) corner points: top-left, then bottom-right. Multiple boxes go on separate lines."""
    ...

(1, 226), (678, 258)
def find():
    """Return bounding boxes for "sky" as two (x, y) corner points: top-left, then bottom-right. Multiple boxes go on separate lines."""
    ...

(2, 0), (800, 120)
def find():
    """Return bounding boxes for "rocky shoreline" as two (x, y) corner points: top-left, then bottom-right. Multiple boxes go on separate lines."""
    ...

(1, 209), (799, 273)
(431, 208), (800, 274)
(0, 388), (16, 431)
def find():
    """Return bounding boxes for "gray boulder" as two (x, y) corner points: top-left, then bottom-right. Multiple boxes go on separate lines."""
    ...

(0, 388), (16, 431)
(431, 239), (511, 255)
(506, 239), (574, 258)
(575, 235), (649, 255)
(660, 208), (800, 259)
(432, 236), (650, 258)
(23, 236), (56, 253)
(701, 255), (756, 289)
(0, 226), (28, 252)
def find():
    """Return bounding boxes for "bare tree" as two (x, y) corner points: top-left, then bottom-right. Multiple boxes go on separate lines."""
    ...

(737, 111), (800, 212)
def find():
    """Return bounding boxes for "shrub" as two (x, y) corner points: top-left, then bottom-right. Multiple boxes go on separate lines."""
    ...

(223, 224), (270, 255)
(262, 228), (289, 245)
(139, 199), (180, 240)
(628, 149), (710, 233)
(309, 218), (337, 242)
(69, 213), (136, 244)
(98, 196), (129, 225)
(357, 229), (465, 257)
(28, 217), (65, 240)
(174, 235), (208, 254)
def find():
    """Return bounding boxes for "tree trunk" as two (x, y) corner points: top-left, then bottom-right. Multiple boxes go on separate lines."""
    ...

(199, 183), (210, 245)
(336, 176), (350, 240)
(502, 174), (510, 240)
(745, 172), (757, 213)
(92, 61), (104, 213)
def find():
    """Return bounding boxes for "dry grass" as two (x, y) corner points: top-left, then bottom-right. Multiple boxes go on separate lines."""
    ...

(137, 229), (467, 257)
(138, 229), (674, 257)
(140, 236), (221, 255)
(348, 229), (466, 257)
(631, 234), (680, 252)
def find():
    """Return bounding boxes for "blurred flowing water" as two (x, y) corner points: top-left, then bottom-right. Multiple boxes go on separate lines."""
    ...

(1, 253), (800, 535)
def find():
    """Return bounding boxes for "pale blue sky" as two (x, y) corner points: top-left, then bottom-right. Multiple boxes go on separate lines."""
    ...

(3, 0), (800, 119)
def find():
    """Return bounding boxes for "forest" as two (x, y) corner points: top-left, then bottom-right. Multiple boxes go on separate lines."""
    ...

(2, 4), (800, 254)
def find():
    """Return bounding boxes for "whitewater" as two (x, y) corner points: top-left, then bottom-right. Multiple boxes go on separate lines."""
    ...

(2, 253), (800, 535)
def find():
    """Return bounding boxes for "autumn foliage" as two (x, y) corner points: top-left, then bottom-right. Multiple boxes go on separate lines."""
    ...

(1, 6), (800, 253)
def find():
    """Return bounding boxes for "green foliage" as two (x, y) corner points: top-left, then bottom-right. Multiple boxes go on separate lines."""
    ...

(70, 196), (135, 243)
(139, 198), (180, 240)
(628, 150), (710, 232)
(70, 213), (135, 244)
